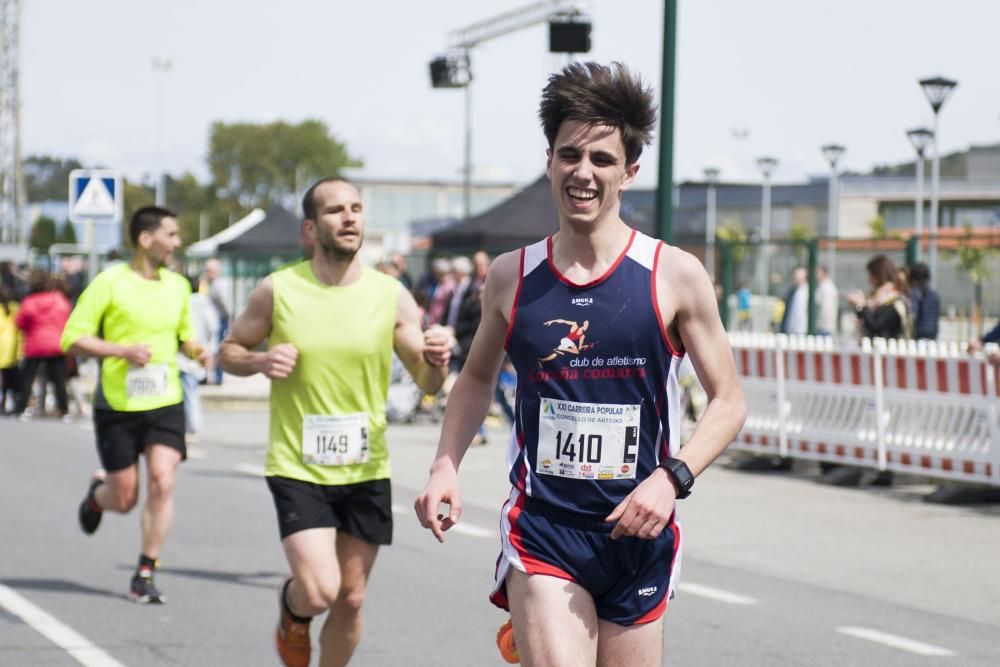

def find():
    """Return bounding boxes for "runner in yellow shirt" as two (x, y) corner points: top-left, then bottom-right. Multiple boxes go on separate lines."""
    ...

(219, 178), (450, 667)
(62, 206), (209, 604)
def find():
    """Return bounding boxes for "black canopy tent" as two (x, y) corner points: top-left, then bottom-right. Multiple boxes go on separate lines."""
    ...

(216, 204), (302, 257)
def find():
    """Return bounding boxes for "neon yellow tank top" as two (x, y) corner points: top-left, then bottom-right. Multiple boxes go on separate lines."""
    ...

(266, 261), (399, 485)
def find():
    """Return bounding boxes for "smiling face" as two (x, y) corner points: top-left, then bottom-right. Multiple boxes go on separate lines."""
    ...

(305, 180), (365, 261)
(546, 120), (639, 231)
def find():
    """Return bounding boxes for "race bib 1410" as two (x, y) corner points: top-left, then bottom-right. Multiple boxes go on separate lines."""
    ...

(536, 397), (641, 480)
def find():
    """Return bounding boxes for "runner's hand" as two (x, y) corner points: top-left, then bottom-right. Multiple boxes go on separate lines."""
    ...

(414, 466), (463, 543)
(260, 343), (298, 379)
(605, 468), (676, 540)
(121, 344), (152, 366)
(422, 325), (452, 368)
(195, 347), (213, 368)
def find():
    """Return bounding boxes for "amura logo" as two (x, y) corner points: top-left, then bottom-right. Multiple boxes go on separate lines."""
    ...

(571, 296), (594, 307)
(637, 586), (658, 597)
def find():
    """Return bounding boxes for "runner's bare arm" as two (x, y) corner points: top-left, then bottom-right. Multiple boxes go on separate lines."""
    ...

(607, 248), (746, 540)
(394, 285), (449, 395)
(415, 251), (519, 542)
(218, 277), (298, 379)
(67, 337), (151, 366)
(666, 248), (746, 474)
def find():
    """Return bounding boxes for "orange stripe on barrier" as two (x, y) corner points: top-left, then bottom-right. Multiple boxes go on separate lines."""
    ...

(835, 445), (846, 457)
(817, 443), (828, 454)
(963, 461), (975, 474)
(895, 358), (907, 388)
(851, 355), (861, 385)
(796, 352), (806, 381)
(942, 459), (954, 471)
(814, 354), (824, 382)
(832, 354), (843, 384)
(915, 359), (928, 391)
(958, 362), (970, 395)
(853, 447), (865, 459)
(901, 453), (912, 465)
(921, 456), (933, 468)
(757, 350), (767, 378)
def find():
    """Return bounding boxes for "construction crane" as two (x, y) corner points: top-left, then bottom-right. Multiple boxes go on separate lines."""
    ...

(429, 0), (591, 220)
(0, 0), (22, 244)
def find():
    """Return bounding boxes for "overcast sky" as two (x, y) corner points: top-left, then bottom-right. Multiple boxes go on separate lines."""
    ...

(21, 0), (1000, 189)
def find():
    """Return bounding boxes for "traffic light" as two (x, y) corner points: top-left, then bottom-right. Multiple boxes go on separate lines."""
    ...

(429, 54), (472, 88)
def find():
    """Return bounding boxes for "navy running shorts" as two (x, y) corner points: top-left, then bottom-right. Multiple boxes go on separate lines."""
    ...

(490, 488), (681, 626)
(93, 403), (186, 473)
(266, 476), (393, 545)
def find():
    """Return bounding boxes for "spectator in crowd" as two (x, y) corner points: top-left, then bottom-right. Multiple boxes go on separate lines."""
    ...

(389, 252), (413, 290)
(424, 257), (455, 327)
(445, 257), (474, 333)
(780, 266), (808, 335)
(846, 254), (909, 340)
(14, 269), (72, 420)
(1, 260), (26, 300)
(967, 319), (1000, 354)
(907, 262), (940, 340)
(0, 285), (21, 413)
(815, 265), (839, 336)
(736, 282), (752, 331)
(199, 259), (229, 385)
(60, 256), (87, 305)
(51, 274), (89, 418)
(178, 276), (220, 443)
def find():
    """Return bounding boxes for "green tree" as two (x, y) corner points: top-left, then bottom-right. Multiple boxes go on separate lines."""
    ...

(717, 218), (749, 263)
(23, 155), (83, 201)
(29, 216), (57, 252)
(55, 220), (78, 245)
(949, 223), (999, 334)
(867, 214), (903, 241)
(207, 119), (361, 209)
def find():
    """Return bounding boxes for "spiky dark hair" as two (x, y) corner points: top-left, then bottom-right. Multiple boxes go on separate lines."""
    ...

(539, 61), (656, 165)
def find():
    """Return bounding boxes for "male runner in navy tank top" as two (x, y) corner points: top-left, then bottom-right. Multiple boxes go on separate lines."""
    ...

(416, 61), (746, 666)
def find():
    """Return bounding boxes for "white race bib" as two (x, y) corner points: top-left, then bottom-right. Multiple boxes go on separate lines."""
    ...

(301, 413), (369, 466)
(536, 397), (641, 480)
(126, 364), (168, 398)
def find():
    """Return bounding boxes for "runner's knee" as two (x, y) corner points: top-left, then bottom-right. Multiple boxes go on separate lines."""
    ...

(107, 482), (139, 512)
(146, 468), (175, 499)
(299, 576), (341, 614)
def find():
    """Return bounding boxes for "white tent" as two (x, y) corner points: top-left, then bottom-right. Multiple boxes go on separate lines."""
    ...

(185, 208), (266, 258)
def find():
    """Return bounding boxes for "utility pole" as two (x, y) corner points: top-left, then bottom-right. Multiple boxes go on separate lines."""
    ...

(0, 0), (22, 244)
(655, 0), (677, 244)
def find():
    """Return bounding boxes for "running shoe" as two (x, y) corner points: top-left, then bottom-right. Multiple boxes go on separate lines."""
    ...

(276, 577), (311, 667)
(77, 470), (106, 535)
(496, 617), (519, 664)
(129, 571), (166, 604)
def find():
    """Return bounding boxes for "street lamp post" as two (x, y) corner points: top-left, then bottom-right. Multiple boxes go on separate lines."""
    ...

(918, 75), (958, 286)
(151, 57), (172, 207)
(820, 144), (845, 279)
(703, 167), (719, 280)
(906, 127), (934, 261)
(756, 156), (778, 295)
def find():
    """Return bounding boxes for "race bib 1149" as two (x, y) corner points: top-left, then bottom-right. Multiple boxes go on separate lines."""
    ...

(301, 413), (369, 466)
(536, 397), (640, 480)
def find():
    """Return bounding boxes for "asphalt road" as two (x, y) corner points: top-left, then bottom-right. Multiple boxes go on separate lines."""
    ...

(1, 410), (998, 666)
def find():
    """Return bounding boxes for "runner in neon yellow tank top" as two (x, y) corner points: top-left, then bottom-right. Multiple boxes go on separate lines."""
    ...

(220, 178), (451, 667)
(62, 206), (211, 605)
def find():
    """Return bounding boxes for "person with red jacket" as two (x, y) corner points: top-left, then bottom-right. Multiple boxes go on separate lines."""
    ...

(14, 268), (72, 419)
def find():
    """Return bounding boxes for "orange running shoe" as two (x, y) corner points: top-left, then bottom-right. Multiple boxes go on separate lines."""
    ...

(275, 578), (311, 667)
(496, 617), (519, 664)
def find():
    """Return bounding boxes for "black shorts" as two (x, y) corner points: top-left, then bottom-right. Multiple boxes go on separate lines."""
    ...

(93, 403), (186, 473)
(266, 476), (393, 545)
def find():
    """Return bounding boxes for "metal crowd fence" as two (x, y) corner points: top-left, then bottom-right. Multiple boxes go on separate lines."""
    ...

(729, 332), (1000, 487)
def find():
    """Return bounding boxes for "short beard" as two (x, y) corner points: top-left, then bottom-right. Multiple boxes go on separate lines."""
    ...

(318, 231), (361, 261)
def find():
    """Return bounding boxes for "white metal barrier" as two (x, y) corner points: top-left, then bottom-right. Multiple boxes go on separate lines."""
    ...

(729, 333), (1000, 486)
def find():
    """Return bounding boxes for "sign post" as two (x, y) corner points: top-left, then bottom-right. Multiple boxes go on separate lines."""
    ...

(68, 169), (123, 281)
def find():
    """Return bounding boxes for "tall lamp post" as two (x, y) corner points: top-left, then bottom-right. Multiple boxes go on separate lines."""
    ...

(905, 127), (934, 261)
(918, 75), (957, 286)
(703, 167), (720, 280)
(756, 156), (778, 295)
(151, 57), (172, 207)
(820, 144), (845, 278)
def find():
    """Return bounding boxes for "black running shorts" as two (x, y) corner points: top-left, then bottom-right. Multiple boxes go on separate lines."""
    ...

(93, 403), (187, 472)
(266, 476), (393, 545)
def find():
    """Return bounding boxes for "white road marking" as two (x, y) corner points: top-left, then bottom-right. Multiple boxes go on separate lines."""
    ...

(676, 582), (757, 605)
(391, 504), (495, 538)
(837, 626), (956, 657)
(234, 463), (267, 477)
(0, 582), (127, 667)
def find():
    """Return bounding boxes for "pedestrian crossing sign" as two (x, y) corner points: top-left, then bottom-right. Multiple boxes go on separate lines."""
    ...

(69, 169), (123, 223)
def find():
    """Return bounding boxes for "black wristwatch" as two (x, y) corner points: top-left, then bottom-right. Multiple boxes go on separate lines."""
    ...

(658, 458), (694, 499)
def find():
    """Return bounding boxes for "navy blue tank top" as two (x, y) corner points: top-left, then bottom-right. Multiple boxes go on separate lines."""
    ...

(504, 230), (684, 517)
